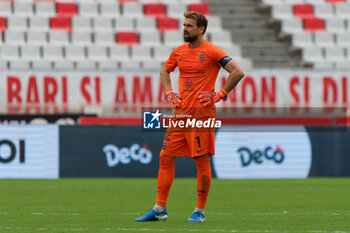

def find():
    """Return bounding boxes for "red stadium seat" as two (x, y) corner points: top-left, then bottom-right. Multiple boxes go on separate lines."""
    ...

(144, 3), (166, 17)
(326, 0), (346, 3)
(0, 17), (6, 32)
(189, 3), (210, 16)
(56, 2), (78, 17)
(157, 17), (178, 32)
(304, 18), (325, 32)
(293, 4), (314, 19)
(50, 17), (71, 31)
(116, 32), (138, 46)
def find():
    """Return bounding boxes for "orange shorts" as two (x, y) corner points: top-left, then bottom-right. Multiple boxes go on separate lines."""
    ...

(160, 123), (215, 158)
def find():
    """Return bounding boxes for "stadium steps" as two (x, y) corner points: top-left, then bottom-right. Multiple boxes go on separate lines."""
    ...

(206, 0), (301, 68)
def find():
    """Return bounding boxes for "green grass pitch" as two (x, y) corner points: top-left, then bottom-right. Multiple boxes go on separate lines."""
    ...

(0, 178), (349, 233)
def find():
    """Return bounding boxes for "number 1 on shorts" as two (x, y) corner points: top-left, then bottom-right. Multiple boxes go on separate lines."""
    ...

(195, 136), (201, 148)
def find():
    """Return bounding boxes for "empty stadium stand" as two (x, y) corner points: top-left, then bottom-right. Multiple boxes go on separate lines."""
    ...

(0, 0), (252, 71)
(206, 0), (301, 68)
(260, 0), (350, 69)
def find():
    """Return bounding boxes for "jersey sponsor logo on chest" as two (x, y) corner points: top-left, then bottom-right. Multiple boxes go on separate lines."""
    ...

(184, 79), (193, 89)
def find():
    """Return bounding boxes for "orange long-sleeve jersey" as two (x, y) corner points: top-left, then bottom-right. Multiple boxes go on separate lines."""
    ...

(165, 40), (228, 118)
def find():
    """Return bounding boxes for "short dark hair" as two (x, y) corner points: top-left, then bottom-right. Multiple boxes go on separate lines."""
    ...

(184, 11), (208, 35)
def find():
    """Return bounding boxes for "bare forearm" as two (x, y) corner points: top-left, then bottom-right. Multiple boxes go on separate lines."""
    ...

(222, 69), (245, 93)
(160, 65), (172, 90)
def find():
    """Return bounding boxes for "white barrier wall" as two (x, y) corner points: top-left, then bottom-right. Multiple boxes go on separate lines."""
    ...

(0, 125), (59, 179)
(0, 70), (349, 114)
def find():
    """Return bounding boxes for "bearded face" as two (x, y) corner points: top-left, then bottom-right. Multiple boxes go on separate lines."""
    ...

(183, 18), (202, 43)
(184, 32), (198, 43)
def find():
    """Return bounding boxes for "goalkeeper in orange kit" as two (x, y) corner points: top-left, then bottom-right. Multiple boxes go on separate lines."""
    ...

(135, 11), (245, 222)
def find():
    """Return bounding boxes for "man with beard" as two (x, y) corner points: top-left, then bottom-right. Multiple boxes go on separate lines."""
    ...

(135, 11), (244, 222)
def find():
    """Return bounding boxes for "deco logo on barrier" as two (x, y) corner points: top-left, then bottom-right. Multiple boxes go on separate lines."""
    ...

(103, 143), (152, 167)
(0, 140), (25, 163)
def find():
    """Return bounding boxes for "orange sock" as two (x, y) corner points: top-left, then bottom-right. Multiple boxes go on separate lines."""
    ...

(155, 156), (175, 207)
(195, 158), (212, 209)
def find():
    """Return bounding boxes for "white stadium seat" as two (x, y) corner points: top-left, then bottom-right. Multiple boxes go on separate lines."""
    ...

(261, 0), (284, 5)
(76, 60), (97, 70)
(10, 60), (30, 70)
(115, 17), (135, 31)
(139, 0), (161, 3)
(210, 30), (232, 47)
(346, 48), (350, 60)
(326, 18), (346, 33)
(336, 32), (350, 47)
(79, 2), (99, 17)
(221, 45), (242, 57)
(0, 1), (12, 17)
(87, 45), (108, 61)
(7, 17), (28, 31)
(314, 32), (335, 47)
(1, 45), (20, 60)
(4, 31), (26, 45)
(29, 17), (50, 31)
(72, 31), (93, 45)
(292, 32), (314, 48)
(48, 31), (70, 45)
(120, 60), (140, 70)
(27, 31), (47, 45)
(98, 60), (118, 70)
(206, 16), (223, 33)
(284, 0), (305, 3)
(154, 46), (172, 61)
(141, 60), (163, 71)
(135, 17), (157, 32)
(94, 31), (115, 45)
(54, 60), (75, 70)
(304, 0), (326, 4)
(32, 60), (52, 70)
(335, 61), (350, 70)
(272, 5), (293, 20)
(142, 60), (162, 70)
(110, 45), (130, 61)
(93, 18), (114, 32)
(163, 31), (183, 46)
(139, 31), (161, 47)
(302, 47), (324, 62)
(0, 60), (7, 69)
(235, 58), (253, 70)
(43, 45), (64, 61)
(167, 3), (187, 19)
(14, 1), (34, 17)
(21, 45), (41, 60)
(122, 2), (143, 18)
(314, 4), (334, 19)
(281, 18), (303, 34)
(313, 61), (334, 70)
(99, 2), (120, 18)
(325, 47), (346, 62)
(180, 0), (201, 3)
(65, 45), (86, 61)
(335, 3), (350, 19)
(346, 19), (350, 31)
(131, 46), (152, 61)
(35, 1), (56, 17)
(72, 17), (92, 32)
